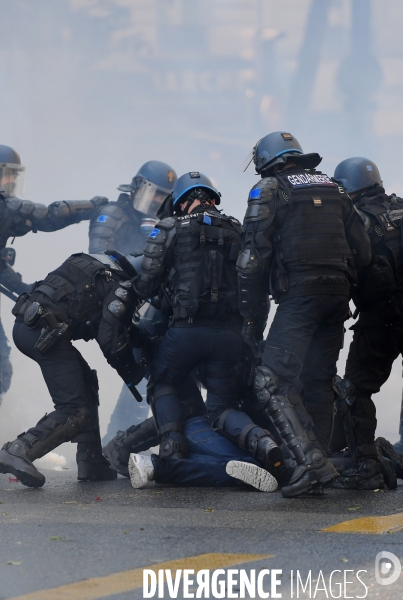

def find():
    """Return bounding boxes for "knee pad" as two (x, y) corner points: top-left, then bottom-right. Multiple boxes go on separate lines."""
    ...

(254, 366), (279, 408)
(158, 424), (188, 459)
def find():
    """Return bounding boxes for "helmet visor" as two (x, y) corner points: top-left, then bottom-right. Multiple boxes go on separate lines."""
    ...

(0, 163), (25, 197)
(133, 179), (170, 217)
(242, 139), (261, 172)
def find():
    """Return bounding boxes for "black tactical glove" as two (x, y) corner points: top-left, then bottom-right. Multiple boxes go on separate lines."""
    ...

(125, 360), (146, 402)
(90, 196), (109, 209)
(0, 265), (31, 296)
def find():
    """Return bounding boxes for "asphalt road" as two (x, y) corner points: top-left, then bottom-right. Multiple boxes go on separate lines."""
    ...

(0, 470), (402, 600)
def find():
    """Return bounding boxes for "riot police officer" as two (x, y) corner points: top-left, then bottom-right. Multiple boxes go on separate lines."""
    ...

(331, 157), (403, 488)
(238, 132), (372, 497)
(0, 144), (108, 265)
(89, 160), (177, 443)
(0, 251), (144, 487)
(88, 160), (177, 255)
(133, 172), (285, 481)
(0, 143), (108, 400)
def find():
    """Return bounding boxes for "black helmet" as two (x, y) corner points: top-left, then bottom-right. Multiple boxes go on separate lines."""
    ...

(245, 131), (322, 175)
(334, 157), (383, 195)
(118, 160), (177, 218)
(0, 144), (25, 198)
(171, 172), (221, 207)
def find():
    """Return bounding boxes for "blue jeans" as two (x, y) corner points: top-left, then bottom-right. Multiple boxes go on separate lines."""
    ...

(152, 416), (259, 486)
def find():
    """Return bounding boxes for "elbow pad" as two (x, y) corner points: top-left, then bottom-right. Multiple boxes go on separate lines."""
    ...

(244, 177), (278, 224)
(136, 217), (176, 297)
(48, 198), (108, 225)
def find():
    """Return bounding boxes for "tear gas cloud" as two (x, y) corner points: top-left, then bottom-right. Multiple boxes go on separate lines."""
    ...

(1, 0), (402, 462)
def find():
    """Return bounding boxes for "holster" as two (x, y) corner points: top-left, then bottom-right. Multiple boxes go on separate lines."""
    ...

(34, 320), (69, 354)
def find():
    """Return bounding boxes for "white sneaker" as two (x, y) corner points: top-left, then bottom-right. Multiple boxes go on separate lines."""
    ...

(226, 460), (278, 492)
(128, 454), (155, 489)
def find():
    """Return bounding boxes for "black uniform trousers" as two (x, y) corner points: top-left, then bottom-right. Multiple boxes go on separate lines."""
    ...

(263, 294), (350, 446)
(345, 307), (403, 393)
(150, 324), (260, 445)
(13, 320), (100, 445)
(331, 305), (403, 457)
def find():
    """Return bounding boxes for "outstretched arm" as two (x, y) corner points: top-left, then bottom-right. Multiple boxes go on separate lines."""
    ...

(6, 196), (108, 235)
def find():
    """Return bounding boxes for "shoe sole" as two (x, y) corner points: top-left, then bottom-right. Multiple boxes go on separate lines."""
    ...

(330, 476), (385, 490)
(128, 455), (148, 489)
(281, 468), (338, 498)
(226, 461), (278, 492)
(0, 456), (45, 488)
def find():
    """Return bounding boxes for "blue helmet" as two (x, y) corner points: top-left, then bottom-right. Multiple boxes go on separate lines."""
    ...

(118, 160), (177, 217)
(334, 157), (383, 195)
(244, 131), (321, 175)
(172, 172), (221, 206)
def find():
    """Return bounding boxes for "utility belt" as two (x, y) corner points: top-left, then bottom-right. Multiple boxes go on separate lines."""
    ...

(12, 292), (69, 354)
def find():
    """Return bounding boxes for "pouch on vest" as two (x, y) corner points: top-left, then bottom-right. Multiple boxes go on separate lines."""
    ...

(179, 249), (238, 319)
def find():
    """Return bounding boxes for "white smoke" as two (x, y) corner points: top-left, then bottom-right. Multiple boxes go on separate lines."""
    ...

(0, 0), (402, 459)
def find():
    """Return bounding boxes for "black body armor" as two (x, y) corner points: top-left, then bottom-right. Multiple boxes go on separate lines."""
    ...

(355, 190), (403, 307)
(170, 210), (242, 321)
(273, 171), (355, 288)
(237, 168), (369, 317)
(137, 207), (242, 325)
(14, 253), (141, 387)
(88, 194), (150, 256)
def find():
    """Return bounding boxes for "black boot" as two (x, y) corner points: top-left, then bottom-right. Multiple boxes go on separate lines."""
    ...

(255, 366), (338, 497)
(103, 417), (159, 478)
(0, 408), (90, 488)
(247, 429), (289, 486)
(330, 449), (396, 490)
(76, 445), (117, 481)
(331, 459), (384, 490)
(0, 439), (45, 488)
(281, 445), (338, 497)
(376, 437), (403, 480)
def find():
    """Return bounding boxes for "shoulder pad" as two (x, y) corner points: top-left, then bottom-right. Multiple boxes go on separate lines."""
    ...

(93, 202), (126, 223)
(156, 217), (175, 230)
(248, 177), (279, 202)
(245, 178), (278, 223)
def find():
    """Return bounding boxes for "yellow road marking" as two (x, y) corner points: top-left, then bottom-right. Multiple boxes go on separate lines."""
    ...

(322, 512), (403, 534)
(8, 552), (271, 600)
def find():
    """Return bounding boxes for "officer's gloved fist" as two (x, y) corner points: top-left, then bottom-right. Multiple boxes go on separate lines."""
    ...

(242, 320), (260, 359)
(131, 359), (146, 387)
(126, 362), (146, 403)
(90, 196), (109, 208)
